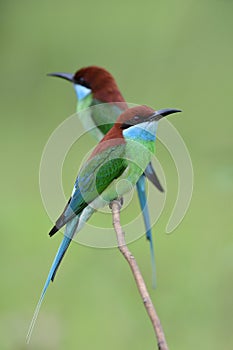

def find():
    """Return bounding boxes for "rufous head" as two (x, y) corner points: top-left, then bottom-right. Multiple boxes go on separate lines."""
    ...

(101, 105), (181, 141)
(48, 66), (126, 105)
(116, 105), (181, 129)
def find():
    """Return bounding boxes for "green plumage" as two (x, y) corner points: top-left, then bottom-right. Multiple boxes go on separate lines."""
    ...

(97, 138), (155, 203)
(53, 143), (127, 231)
(77, 144), (127, 202)
(91, 99), (124, 135)
(77, 96), (123, 140)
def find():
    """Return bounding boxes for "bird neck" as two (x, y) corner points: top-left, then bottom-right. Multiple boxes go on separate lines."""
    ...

(93, 83), (128, 109)
(76, 92), (106, 141)
(74, 84), (92, 101)
(76, 90), (93, 112)
(88, 125), (125, 160)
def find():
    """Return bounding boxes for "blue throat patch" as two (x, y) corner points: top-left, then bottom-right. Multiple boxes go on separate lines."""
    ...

(123, 122), (157, 141)
(74, 84), (92, 100)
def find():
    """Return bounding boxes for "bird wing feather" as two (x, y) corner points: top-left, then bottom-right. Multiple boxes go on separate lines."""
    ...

(49, 143), (126, 235)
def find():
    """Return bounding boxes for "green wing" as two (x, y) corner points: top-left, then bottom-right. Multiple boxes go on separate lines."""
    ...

(51, 143), (127, 232)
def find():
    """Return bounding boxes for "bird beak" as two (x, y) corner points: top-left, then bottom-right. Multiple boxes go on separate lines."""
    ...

(121, 108), (182, 129)
(149, 108), (182, 122)
(47, 72), (74, 82)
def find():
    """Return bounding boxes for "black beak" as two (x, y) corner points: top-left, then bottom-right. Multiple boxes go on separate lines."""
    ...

(47, 72), (74, 82)
(149, 108), (182, 122)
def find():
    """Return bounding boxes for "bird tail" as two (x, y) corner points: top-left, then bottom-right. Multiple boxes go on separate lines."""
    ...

(144, 162), (164, 192)
(136, 175), (157, 288)
(26, 217), (79, 344)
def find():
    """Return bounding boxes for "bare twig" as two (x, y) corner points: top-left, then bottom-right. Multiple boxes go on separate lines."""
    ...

(111, 199), (169, 350)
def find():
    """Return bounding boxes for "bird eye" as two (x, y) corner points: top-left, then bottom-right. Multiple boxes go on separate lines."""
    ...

(79, 77), (85, 84)
(77, 76), (91, 88)
(134, 115), (140, 121)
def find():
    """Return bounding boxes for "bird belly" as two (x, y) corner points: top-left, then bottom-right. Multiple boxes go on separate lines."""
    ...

(125, 139), (154, 183)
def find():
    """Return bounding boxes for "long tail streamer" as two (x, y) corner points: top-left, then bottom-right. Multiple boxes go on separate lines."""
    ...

(26, 216), (79, 343)
(136, 175), (157, 288)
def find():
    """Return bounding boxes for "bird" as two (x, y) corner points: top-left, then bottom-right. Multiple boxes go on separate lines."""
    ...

(26, 105), (181, 342)
(48, 66), (164, 285)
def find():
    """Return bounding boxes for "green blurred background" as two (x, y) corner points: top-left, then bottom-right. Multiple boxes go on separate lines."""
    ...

(1, 0), (233, 349)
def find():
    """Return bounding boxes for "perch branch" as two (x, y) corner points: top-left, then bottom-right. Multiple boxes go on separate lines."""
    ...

(111, 199), (169, 350)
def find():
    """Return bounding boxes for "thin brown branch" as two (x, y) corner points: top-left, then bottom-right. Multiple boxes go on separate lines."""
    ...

(111, 199), (169, 350)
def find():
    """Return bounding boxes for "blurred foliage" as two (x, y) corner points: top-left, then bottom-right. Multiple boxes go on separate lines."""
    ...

(0, 0), (233, 349)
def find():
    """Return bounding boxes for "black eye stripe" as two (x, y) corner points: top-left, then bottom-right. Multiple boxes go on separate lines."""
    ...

(76, 76), (91, 89)
(79, 77), (85, 84)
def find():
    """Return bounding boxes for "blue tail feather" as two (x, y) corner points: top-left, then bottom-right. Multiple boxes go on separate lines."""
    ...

(136, 175), (157, 288)
(26, 235), (72, 343)
(26, 216), (80, 343)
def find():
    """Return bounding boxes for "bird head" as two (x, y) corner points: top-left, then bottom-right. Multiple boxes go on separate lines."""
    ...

(118, 105), (182, 130)
(47, 66), (125, 104)
(91, 105), (181, 159)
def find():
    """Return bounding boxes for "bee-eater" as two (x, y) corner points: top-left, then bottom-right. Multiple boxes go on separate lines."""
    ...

(48, 66), (164, 285)
(27, 105), (181, 342)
